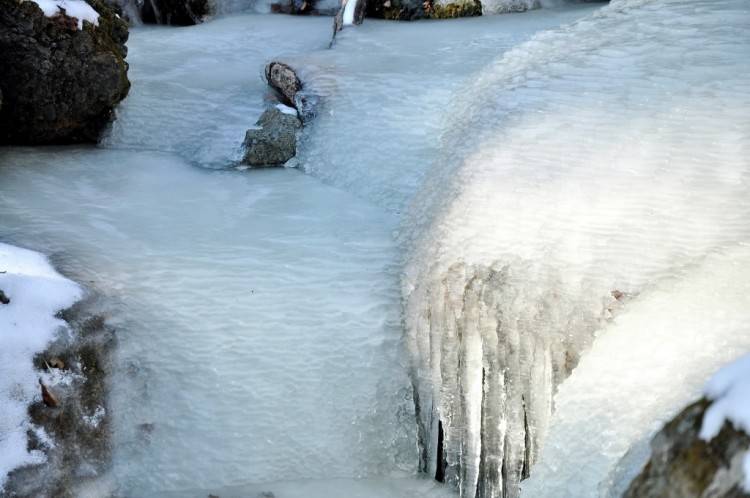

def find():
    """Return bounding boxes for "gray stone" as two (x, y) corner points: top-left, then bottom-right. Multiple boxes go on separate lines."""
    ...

(0, 0), (130, 145)
(623, 398), (750, 498)
(265, 62), (301, 109)
(242, 108), (302, 168)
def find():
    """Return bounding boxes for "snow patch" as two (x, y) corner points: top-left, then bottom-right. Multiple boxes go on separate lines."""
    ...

(29, 0), (100, 29)
(275, 103), (298, 117)
(0, 243), (82, 491)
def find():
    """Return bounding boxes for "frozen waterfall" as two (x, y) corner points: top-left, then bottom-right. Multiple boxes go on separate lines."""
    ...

(401, 0), (750, 496)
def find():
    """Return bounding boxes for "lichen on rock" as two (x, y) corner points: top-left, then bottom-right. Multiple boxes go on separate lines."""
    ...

(0, 0), (130, 144)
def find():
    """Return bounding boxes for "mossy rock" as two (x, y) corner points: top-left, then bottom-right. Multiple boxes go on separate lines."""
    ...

(428, 0), (482, 18)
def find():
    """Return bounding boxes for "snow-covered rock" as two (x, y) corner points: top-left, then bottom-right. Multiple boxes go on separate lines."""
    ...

(0, 0), (130, 144)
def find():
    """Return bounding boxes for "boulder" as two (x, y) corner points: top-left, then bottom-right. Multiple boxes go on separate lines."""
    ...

(0, 0), (130, 145)
(242, 108), (302, 167)
(623, 398), (750, 498)
(265, 62), (301, 109)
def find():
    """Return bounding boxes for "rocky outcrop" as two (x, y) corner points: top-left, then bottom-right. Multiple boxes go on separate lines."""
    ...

(4, 300), (116, 498)
(139, 0), (211, 25)
(0, 0), (130, 145)
(242, 107), (302, 167)
(623, 398), (750, 498)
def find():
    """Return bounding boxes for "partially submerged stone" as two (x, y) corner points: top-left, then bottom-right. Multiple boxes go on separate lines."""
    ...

(241, 108), (302, 168)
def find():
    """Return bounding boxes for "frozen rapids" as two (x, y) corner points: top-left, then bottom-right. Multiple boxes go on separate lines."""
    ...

(1, 0), (748, 497)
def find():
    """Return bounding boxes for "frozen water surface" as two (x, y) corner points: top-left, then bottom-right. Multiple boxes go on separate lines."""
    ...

(2, 0), (749, 496)
(2, 8), (598, 494)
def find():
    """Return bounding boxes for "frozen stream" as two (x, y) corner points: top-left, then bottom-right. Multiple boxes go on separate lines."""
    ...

(0, 6), (597, 498)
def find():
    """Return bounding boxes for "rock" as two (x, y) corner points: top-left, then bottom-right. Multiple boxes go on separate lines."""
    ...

(0, 289), (9, 304)
(265, 62), (301, 110)
(139, 0), (211, 25)
(264, 62), (318, 124)
(0, 0), (130, 145)
(427, 0), (481, 18)
(242, 108), (301, 167)
(623, 398), (750, 498)
(364, 0), (426, 20)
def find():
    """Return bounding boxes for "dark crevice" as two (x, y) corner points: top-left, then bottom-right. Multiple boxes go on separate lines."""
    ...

(522, 395), (531, 480)
(436, 419), (447, 483)
(477, 367), (487, 497)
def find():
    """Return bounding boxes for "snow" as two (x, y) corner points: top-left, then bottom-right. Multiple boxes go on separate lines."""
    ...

(29, 0), (100, 29)
(342, 0), (356, 25)
(700, 353), (750, 492)
(0, 242), (82, 491)
(275, 103), (298, 116)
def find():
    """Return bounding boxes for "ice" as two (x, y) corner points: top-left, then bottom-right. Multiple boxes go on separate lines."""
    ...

(4, 0), (747, 496)
(400, 0), (750, 496)
(294, 8), (599, 212)
(520, 245), (750, 497)
(0, 149), (417, 495)
(0, 243), (82, 491)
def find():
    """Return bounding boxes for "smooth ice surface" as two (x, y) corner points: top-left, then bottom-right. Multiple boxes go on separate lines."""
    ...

(0, 148), (418, 495)
(0, 243), (81, 491)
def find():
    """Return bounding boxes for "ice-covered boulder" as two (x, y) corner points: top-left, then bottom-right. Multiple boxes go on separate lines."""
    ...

(0, 0), (130, 144)
(241, 107), (301, 167)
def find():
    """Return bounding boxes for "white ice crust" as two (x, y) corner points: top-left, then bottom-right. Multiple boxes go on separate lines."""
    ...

(0, 243), (81, 491)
